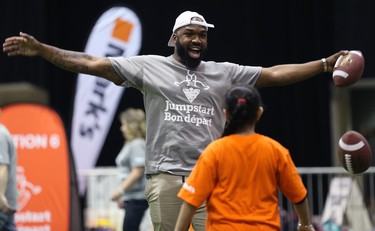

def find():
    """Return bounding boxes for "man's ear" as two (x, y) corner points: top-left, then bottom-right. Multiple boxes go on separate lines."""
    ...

(172, 33), (177, 45)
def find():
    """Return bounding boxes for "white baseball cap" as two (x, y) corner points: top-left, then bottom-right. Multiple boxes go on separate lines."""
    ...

(167, 11), (215, 47)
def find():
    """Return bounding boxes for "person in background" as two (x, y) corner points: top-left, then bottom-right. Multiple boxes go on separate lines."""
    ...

(175, 85), (315, 231)
(111, 108), (149, 231)
(0, 108), (18, 231)
(3, 10), (345, 231)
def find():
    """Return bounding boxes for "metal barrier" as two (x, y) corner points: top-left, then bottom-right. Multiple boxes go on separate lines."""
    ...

(78, 167), (152, 231)
(79, 167), (375, 231)
(279, 167), (375, 231)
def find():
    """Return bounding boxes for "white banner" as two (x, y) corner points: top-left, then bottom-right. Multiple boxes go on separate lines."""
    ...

(321, 176), (373, 230)
(321, 177), (352, 226)
(71, 6), (142, 194)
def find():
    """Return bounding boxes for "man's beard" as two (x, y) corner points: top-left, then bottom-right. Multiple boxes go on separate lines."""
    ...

(176, 40), (207, 69)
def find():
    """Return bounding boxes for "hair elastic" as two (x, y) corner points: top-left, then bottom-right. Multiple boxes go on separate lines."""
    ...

(237, 98), (246, 104)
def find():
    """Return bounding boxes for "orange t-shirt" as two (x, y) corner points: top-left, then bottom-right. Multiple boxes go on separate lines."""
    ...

(178, 133), (307, 231)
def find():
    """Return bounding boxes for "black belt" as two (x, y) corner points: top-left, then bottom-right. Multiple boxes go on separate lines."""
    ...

(146, 174), (186, 182)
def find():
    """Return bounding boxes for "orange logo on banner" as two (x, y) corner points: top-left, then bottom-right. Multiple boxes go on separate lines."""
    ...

(0, 103), (70, 231)
(112, 18), (133, 42)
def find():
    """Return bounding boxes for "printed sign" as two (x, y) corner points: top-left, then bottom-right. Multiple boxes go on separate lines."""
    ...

(70, 6), (142, 194)
(1, 103), (70, 230)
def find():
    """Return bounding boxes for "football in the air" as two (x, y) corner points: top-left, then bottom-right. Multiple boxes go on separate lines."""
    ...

(338, 130), (372, 175)
(332, 50), (365, 87)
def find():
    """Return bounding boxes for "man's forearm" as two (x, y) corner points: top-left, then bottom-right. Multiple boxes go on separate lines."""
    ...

(40, 43), (96, 74)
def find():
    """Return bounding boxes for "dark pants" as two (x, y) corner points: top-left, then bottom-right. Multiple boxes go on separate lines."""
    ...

(0, 212), (16, 231)
(123, 199), (149, 231)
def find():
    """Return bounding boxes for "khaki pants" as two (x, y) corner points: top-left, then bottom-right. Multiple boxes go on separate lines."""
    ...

(145, 173), (207, 231)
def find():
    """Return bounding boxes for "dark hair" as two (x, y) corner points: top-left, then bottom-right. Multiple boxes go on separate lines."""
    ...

(222, 85), (263, 137)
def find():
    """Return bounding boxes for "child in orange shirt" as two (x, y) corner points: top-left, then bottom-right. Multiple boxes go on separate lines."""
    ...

(175, 85), (315, 231)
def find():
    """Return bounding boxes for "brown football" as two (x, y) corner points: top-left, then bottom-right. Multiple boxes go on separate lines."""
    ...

(338, 130), (372, 175)
(333, 50), (365, 87)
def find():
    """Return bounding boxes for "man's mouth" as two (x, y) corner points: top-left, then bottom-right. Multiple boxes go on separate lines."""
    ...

(188, 48), (201, 59)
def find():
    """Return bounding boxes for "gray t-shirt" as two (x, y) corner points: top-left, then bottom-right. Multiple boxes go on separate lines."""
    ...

(115, 138), (146, 201)
(0, 124), (18, 210)
(109, 55), (261, 176)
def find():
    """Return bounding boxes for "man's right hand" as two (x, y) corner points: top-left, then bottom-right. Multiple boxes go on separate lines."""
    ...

(3, 32), (41, 57)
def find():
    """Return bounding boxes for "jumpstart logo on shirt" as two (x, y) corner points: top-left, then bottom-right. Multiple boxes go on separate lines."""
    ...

(174, 70), (210, 102)
(164, 101), (213, 127)
(164, 70), (214, 126)
(182, 182), (195, 194)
